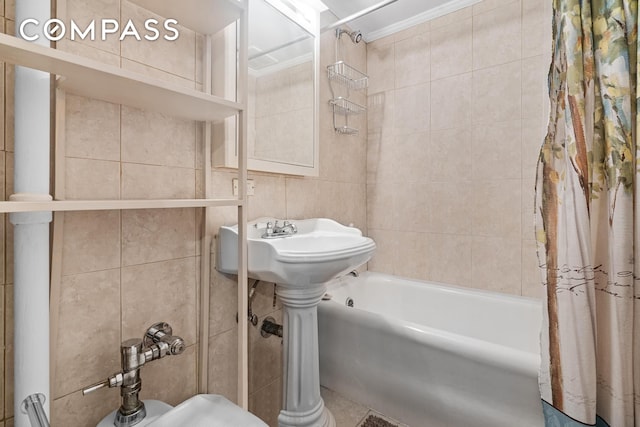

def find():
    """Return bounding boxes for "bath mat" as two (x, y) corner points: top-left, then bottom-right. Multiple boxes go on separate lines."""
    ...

(358, 414), (400, 427)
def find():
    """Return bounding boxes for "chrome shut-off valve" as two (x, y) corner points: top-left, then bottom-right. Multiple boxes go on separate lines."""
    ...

(82, 322), (185, 427)
(144, 322), (185, 357)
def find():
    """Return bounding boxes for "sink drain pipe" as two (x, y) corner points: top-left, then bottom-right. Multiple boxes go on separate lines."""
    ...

(12, 1), (53, 426)
(261, 317), (283, 338)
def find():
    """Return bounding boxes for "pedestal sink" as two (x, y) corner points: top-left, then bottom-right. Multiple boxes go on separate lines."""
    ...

(217, 218), (376, 427)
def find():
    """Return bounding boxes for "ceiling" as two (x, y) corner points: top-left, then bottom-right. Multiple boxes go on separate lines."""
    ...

(319, 0), (481, 42)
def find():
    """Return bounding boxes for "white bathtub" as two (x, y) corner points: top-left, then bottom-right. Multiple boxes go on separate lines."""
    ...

(318, 272), (544, 427)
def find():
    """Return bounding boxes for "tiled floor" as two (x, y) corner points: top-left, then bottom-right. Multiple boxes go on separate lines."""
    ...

(321, 387), (409, 427)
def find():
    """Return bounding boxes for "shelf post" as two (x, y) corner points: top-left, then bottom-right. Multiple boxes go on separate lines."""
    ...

(237, 0), (250, 410)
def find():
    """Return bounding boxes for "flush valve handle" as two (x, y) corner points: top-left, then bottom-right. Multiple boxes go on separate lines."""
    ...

(82, 373), (124, 395)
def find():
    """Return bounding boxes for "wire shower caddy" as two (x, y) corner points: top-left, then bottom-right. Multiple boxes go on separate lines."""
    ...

(327, 32), (368, 135)
(327, 61), (368, 91)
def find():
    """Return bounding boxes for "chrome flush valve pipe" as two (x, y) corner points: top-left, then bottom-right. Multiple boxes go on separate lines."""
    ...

(117, 339), (146, 426)
(82, 323), (185, 427)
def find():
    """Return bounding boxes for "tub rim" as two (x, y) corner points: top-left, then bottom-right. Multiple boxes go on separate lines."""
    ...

(328, 271), (543, 306)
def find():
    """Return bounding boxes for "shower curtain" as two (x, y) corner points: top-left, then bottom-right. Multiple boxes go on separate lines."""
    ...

(535, 0), (639, 425)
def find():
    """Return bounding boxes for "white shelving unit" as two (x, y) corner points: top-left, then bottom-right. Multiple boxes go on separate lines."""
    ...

(1, 0), (250, 410)
(0, 33), (243, 122)
(0, 27), (246, 213)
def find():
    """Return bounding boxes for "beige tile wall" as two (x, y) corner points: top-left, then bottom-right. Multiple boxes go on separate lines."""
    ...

(366, 0), (551, 298)
(207, 29), (367, 425)
(21, 1), (204, 426)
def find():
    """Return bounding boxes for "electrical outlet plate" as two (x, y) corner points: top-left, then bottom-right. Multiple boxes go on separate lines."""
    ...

(232, 178), (255, 196)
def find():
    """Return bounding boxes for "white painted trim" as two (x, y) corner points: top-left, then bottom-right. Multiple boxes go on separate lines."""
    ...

(364, 0), (482, 42)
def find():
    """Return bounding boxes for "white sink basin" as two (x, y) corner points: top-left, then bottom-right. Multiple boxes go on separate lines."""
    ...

(217, 218), (376, 286)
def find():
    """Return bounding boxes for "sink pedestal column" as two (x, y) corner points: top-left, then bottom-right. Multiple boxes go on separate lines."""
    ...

(276, 283), (335, 427)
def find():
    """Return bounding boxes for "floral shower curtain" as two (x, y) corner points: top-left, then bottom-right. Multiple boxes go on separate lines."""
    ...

(535, 0), (639, 425)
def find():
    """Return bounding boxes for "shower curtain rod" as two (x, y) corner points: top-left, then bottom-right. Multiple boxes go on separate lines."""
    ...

(320, 0), (399, 33)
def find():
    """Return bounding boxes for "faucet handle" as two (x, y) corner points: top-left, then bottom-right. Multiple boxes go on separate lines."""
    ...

(265, 221), (274, 236)
(284, 220), (297, 234)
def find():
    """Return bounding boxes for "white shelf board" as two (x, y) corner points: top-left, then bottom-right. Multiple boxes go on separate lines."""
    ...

(0, 33), (243, 121)
(129, 0), (244, 35)
(0, 198), (242, 213)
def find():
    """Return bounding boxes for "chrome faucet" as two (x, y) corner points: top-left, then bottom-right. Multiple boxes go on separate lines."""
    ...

(277, 220), (297, 235)
(261, 220), (297, 239)
(82, 322), (185, 427)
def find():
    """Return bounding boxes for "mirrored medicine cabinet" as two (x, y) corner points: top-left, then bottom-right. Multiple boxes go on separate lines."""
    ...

(213, 0), (320, 176)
